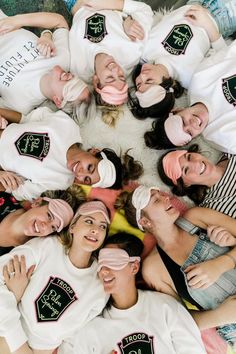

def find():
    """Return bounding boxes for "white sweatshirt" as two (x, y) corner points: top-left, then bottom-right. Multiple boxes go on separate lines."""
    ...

(0, 10), (70, 114)
(69, 0), (153, 83)
(0, 107), (81, 200)
(189, 40), (236, 154)
(0, 236), (107, 352)
(59, 290), (206, 354)
(142, 5), (225, 88)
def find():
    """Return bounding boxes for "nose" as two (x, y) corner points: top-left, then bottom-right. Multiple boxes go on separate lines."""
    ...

(90, 225), (99, 234)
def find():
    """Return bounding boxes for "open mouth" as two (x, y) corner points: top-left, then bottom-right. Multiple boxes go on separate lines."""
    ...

(84, 235), (98, 243)
(103, 276), (115, 284)
(200, 162), (206, 175)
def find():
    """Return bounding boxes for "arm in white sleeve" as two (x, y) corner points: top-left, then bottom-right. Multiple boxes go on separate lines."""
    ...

(52, 29), (70, 72)
(10, 180), (51, 201)
(0, 245), (38, 353)
(123, 0), (153, 37)
(170, 301), (207, 353)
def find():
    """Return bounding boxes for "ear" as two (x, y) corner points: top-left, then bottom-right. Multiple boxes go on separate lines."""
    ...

(52, 95), (62, 108)
(88, 147), (101, 156)
(130, 260), (140, 275)
(139, 216), (152, 231)
(31, 197), (43, 208)
(171, 107), (184, 114)
(93, 75), (100, 91)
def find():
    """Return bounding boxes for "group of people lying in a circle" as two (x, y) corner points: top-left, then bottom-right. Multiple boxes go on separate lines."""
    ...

(1, 0), (236, 353)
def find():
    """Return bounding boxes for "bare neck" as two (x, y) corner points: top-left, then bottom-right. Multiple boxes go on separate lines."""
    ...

(112, 284), (138, 310)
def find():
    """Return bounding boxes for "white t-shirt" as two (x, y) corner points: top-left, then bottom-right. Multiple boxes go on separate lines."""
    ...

(69, 0), (153, 83)
(59, 290), (206, 354)
(0, 236), (107, 352)
(0, 107), (81, 200)
(142, 5), (225, 88)
(0, 10), (70, 114)
(189, 40), (236, 154)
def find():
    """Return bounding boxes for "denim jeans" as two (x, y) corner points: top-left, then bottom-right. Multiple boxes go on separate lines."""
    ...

(62, 0), (77, 12)
(181, 231), (236, 346)
(187, 0), (236, 38)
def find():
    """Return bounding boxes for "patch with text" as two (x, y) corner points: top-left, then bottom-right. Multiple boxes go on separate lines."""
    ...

(35, 277), (77, 322)
(222, 74), (236, 106)
(118, 332), (154, 354)
(162, 24), (193, 55)
(15, 132), (50, 161)
(84, 13), (108, 43)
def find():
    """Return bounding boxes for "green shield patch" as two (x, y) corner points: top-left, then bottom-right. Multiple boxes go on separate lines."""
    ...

(35, 277), (77, 322)
(84, 13), (108, 43)
(15, 132), (50, 161)
(222, 74), (236, 106)
(162, 24), (193, 55)
(118, 332), (154, 354)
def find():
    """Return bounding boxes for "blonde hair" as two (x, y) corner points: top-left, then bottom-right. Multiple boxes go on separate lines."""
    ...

(94, 90), (124, 127)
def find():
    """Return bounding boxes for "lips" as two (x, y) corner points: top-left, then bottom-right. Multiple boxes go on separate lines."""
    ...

(84, 235), (98, 243)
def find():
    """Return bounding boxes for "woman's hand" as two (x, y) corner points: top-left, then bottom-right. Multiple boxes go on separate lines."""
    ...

(0, 170), (25, 191)
(82, 0), (124, 10)
(207, 225), (236, 247)
(123, 16), (144, 41)
(0, 16), (21, 35)
(37, 33), (56, 58)
(3, 255), (35, 303)
(184, 258), (224, 289)
(184, 4), (220, 42)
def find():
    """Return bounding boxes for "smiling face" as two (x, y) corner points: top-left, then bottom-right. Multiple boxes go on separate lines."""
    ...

(67, 147), (101, 186)
(94, 54), (126, 91)
(140, 189), (179, 230)
(135, 63), (167, 93)
(175, 103), (209, 139)
(178, 152), (216, 186)
(98, 244), (137, 295)
(71, 212), (108, 253)
(23, 204), (60, 237)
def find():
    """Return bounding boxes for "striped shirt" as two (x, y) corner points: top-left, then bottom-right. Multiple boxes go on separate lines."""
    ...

(200, 154), (236, 218)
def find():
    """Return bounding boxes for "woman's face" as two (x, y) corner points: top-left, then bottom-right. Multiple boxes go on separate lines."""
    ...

(141, 189), (179, 228)
(178, 152), (216, 186)
(174, 104), (209, 139)
(94, 54), (126, 91)
(23, 204), (61, 237)
(71, 212), (108, 252)
(67, 148), (101, 185)
(98, 244), (134, 295)
(135, 63), (163, 93)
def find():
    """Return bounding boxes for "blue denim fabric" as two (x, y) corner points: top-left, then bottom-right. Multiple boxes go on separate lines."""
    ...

(181, 231), (236, 346)
(187, 0), (236, 38)
(63, 0), (77, 12)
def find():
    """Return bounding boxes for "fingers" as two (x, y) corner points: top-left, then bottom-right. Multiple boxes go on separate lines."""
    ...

(207, 225), (234, 246)
(184, 265), (213, 289)
(37, 43), (55, 58)
(128, 21), (144, 41)
(0, 172), (24, 191)
(27, 264), (36, 279)
(3, 265), (10, 283)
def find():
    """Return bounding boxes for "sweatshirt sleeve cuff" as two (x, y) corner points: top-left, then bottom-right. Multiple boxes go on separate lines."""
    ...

(211, 35), (226, 51)
(5, 322), (28, 353)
